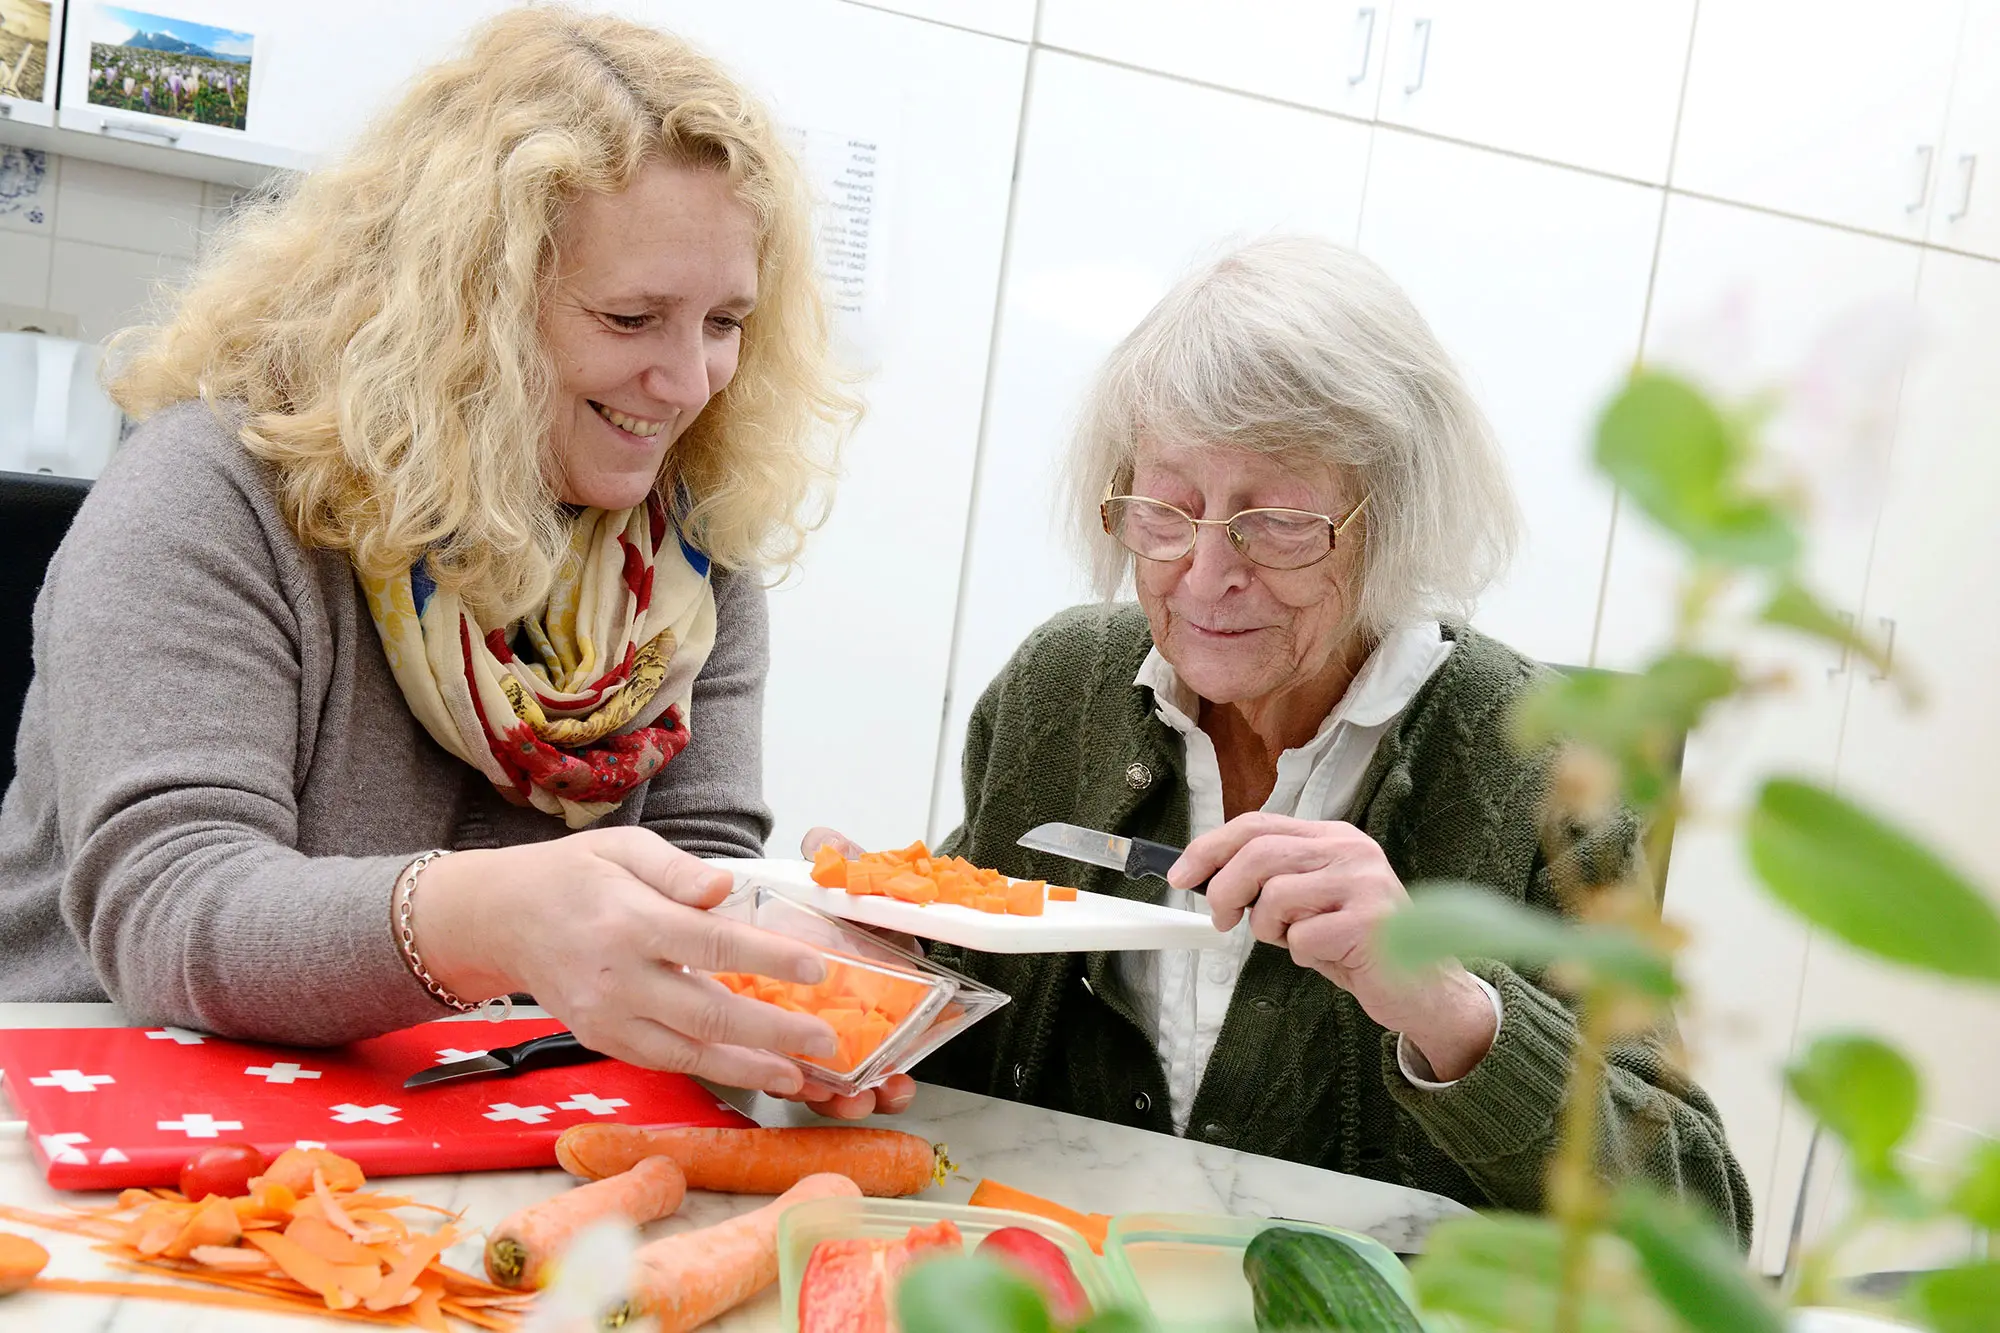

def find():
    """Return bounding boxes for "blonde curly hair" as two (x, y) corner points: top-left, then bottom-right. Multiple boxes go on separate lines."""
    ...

(110, 6), (858, 621)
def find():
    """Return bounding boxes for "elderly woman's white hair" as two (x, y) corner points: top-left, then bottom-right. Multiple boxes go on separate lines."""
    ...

(1064, 235), (1521, 637)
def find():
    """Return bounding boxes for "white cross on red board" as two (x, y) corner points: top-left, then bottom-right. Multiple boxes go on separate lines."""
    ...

(38, 1132), (88, 1164)
(434, 1048), (488, 1063)
(144, 1028), (206, 1045)
(157, 1114), (243, 1138)
(244, 1062), (322, 1084)
(330, 1103), (401, 1125)
(483, 1102), (554, 1125)
(556, 1092), (630, 1116)
(29, 1069), (115, 1093)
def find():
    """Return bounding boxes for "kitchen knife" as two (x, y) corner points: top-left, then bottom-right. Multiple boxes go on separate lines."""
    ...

(403, 1030), (607, 1089)
(1016, 822), (1207, 894)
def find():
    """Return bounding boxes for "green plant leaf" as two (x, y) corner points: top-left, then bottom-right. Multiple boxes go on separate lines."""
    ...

(1785, 1034), (1919, 1184)
(1747, 778), (2000, 982)
(1609, 1186), (1783, 1333)
(1948, 1140), (2000, 1229)
(1379, 885), (1678, 998)
(1411, 1212), (1676, 1333)
(1908, 1260), (2000, 1333)
(1594, 372), (1800, 568)
(1759, 580), (1894, 678)
(1517, 653), (1737, 812)
(895, 1256), (1053, 1333)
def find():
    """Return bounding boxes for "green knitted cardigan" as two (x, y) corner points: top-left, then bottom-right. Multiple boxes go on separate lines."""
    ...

(918, 603), (1753, 1249)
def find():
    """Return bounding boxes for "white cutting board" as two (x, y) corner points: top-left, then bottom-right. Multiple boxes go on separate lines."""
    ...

(708, 858), (1228, 953)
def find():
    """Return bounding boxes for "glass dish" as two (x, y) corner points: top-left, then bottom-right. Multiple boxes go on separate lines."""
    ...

(777, 1196), (1141, 1333)
(711, 884), (1009, 1098)
(1103, 1212), (1430, 1332)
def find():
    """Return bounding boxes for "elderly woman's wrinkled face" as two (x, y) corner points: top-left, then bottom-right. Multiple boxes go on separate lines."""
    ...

(1129, 444), (1362, 707)
(541, 162), (758, 509)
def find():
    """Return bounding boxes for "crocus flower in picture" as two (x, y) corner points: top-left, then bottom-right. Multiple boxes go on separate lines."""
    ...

(86, 9), (255, 131)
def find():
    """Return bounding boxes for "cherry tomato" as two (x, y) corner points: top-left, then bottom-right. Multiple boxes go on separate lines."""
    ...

(179, 1142), (268, 1201)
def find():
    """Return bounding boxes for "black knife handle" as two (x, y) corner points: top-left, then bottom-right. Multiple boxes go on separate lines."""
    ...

(502, 1031), (607, 1073)
(1124, 837), (1208, 895)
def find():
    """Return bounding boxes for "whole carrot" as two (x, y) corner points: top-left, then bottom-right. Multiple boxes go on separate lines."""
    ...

(485, 1154), (686, 1290)
(606, 1171), (861, 1330)
(555, 1125), (952, 1196)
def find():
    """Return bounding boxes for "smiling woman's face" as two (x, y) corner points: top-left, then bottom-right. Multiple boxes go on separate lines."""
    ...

(540, 160), (759, 510)
(1128, 443), (1364, 706)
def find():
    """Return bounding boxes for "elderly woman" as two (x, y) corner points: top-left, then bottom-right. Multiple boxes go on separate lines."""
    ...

(856, 236), (1751, 1241)
(0, 9), (864, 1099)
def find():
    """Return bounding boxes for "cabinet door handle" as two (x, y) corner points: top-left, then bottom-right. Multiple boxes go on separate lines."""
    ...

(1908, 144), (1935, 213)
(1404, 17), (1432, 94)
(1948, 153), (1978, 221)
(1870, 617), (1898, 683)
(1348, 7), (1377, 86)
(99, 120), (180, 147)
(1827, 610), (1855, 681)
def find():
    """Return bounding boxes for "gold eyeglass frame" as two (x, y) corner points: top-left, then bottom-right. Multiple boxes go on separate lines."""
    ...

(1099, 481), (1371, 571)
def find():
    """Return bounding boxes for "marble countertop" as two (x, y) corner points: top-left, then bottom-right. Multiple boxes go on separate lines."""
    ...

(0, 1003), (1467, 1331)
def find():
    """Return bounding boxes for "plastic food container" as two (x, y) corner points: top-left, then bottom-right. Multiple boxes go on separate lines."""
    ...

(1104, 1212), (1430, 1332)
(777, 1197), (1140, 1332)
(775, 1199), (1435, 1333)
(711, 884), (1009, 1098)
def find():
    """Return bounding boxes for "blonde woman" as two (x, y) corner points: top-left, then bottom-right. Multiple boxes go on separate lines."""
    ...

(0, 8), (867, 1099)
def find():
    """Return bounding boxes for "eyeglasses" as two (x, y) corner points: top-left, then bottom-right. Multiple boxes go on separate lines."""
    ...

(1099, 482), (1370, 572)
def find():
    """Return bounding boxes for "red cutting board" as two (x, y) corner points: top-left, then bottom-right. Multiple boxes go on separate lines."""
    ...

(0, 1018), (752, 1190)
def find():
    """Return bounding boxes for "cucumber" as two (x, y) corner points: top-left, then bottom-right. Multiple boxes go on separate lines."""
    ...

(1242, 1226), (1424, 1332)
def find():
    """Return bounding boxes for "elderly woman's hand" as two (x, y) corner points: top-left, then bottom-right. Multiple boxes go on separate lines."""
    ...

(1174, 812), (1498, 1082)
(410, 828), (844, 1097)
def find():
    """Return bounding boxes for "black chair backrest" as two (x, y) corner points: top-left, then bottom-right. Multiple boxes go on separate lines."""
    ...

(1, 472), (92, 797)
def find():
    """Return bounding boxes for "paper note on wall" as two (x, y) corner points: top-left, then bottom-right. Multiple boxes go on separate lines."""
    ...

(787, 123), (893, 363)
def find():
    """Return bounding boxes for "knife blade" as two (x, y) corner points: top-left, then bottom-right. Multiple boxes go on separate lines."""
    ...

(403, 1030), (607, 1089)
(1016, 822), (1207, 893)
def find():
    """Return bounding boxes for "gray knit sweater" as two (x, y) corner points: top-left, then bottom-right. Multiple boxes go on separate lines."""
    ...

(918, 603), (1754, 1248)
(0, 401), (772, 1040)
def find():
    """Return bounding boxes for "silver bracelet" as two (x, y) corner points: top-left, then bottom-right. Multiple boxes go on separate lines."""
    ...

(391, 849), (495, 1015)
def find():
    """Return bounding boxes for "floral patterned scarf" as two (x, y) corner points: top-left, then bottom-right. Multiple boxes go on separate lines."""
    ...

(358, 493), (717, 829)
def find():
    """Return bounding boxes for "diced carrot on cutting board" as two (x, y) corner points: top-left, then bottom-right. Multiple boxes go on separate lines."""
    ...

(810, 846), (848, 888)
(1006, 881), (1045, 916)
(1048, 886), (1078, 901)
(885, 873), (937, 905)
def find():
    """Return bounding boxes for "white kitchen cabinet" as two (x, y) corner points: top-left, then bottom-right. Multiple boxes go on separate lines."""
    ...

(930, 51), (1374, 840)
(53, 0), (513, 170)
(1674, 0), (1965, 239)
(1597, 194), (1926, 1270)
(1782, 251), (2000, 1266)
(1376, 1), (1696, 183)
(1357, 128), (1660, 669)
(1039, 0), (1393, 119)
(1930, 0), (2000, 259)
